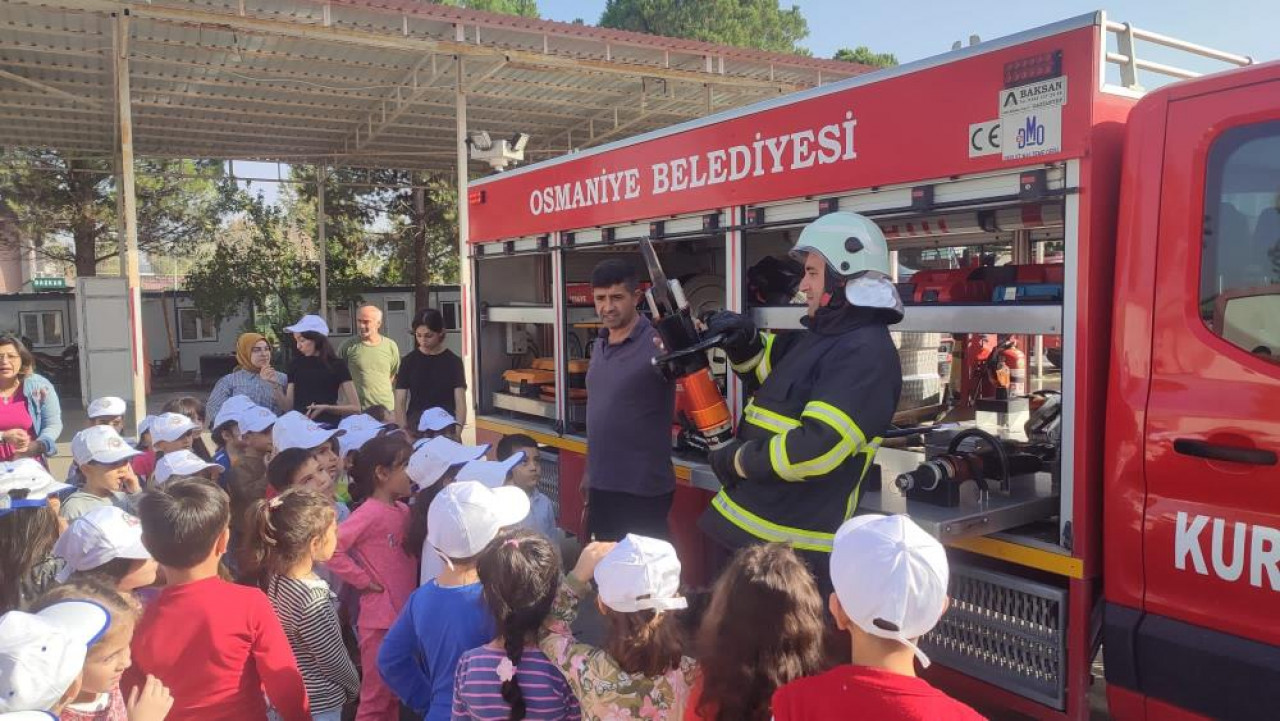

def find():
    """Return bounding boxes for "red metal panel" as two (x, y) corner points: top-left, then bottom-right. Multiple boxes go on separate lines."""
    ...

(556, 449), (587, 539)
(470, 27), (1100, 242)
(1143, 79), (1280, 645)
(1104, 92), (1168, 612)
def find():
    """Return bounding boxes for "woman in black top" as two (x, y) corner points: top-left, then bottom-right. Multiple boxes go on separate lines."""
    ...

(283, 320), (360, 428)
(393, 309), (467, 431)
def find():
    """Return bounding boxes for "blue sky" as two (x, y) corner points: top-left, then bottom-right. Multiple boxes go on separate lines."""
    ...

(539, 0), (1276, 65)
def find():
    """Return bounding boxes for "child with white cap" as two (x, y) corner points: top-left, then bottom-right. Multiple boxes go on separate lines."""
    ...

(377, 480), (529, 721)
(538, 535), (696, 720)
(0, 598), (115, 717)
(402, 438), (489, 587)
(771, 514), (982, 720)
(414, 407), (461, 443)
(33, 581), (172, 721)
(86, 397), (127, 435)
(0, 461), (71, 613)
(152, 450), (222, 487)
(61, 426), (142, 522)
(54, 506), (157, 594)
(147, 413), (199, 457)
(64, 397), (129, 488)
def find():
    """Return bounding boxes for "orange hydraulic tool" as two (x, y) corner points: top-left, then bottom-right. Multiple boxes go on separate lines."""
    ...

(637, 235), (735, 450)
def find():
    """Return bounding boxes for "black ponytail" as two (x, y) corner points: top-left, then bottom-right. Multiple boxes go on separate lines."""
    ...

(477, 528), (560, 721)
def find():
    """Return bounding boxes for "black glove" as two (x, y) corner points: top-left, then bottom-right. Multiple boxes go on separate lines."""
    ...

(701, 310), (762, 365)
(709, 439), (747, 490)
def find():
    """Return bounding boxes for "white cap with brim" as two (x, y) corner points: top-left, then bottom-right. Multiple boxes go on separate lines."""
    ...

(153, 450), (221, 485)
(272, 411), (342, 453)
(0, 601), (111, 713)
(149, 413), (198, 445)
(455, 452), (523, 490)
(217, 395), (258, 421)
(236, 406), (278, 435)
(136, 415), (156, 440)
(594, 534), (688, 614)
(406, 437), (488, 491)
(284, 314), (330, 336)
(70, 426), (142, 467)
(0, 460), (71, 500)
(338, 414), (391, 458)
(830, 514), (949, 668)
(417, 407), (458, 433)
(426, 481), (530, 560)
(86, 396), (126, 419)
(53, 506), (150, 583)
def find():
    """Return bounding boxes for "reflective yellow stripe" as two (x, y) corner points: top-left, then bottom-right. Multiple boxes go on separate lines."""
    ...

(730, 347), (765, 374)
(845, 440), (882, 518)
(802, 401), (867, 448)
(711, 491), (835, 552)
(742, 401), (801, 435)
(754, 332), (776, 385)
(768, 433), (803, 481)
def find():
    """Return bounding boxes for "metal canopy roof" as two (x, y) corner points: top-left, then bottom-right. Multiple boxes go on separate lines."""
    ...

(0, 0), (869, 172)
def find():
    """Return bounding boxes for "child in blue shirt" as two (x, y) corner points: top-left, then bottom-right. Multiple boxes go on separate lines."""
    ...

(377, 481), (531, 721)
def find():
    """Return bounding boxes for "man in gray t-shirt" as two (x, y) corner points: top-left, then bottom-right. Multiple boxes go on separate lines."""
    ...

(583, 259), (675, 541)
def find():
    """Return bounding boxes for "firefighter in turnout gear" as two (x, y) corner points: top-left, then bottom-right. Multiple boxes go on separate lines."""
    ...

(698, 212), (903, 589)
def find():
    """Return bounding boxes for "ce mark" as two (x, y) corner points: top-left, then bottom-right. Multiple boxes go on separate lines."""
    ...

(968, 120), (1001, 158)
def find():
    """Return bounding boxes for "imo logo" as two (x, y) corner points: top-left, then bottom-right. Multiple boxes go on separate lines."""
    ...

(1015, 115), (1047, 149)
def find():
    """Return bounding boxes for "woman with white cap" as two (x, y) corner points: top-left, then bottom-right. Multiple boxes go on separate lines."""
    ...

(538, 535), (697, 720)
(281, 315), (360, 428)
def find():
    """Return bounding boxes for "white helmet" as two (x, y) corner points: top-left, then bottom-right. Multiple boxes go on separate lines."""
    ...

(791, 212), (891, 279)
(791, 212), (902, 317)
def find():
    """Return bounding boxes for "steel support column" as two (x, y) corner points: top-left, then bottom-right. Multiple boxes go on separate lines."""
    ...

(114, 11), (146, 429)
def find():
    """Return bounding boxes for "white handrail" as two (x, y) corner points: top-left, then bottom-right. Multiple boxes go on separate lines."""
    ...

(1104, 19), (1252, 91)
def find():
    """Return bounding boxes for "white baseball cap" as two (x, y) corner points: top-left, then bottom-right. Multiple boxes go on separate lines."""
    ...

(427, 481), (530, 560)
(71, 426), (141, 467)
(455, 452), (524, 490)
(153, 450), (221, 485)
(149, 413), (198, 445)
(53, 506), (150, 582)
(212, 404), (243, 430)
(86, 396), (126, 419)
(0, 460), (70, 500)
(407, 437), (489, 491)
(136, 415), (156, 439)
(417, 407), (458, 433)
(273, 411), (342, 453)
(236, 405), (278, 435)
(594, 534), (688, 614)
(830, 514), (950, 668)
(0, 601), (111, 713)
(337, 415), (388, 459)
(218, 395), (258, 420)
(284, 314), (330, 336)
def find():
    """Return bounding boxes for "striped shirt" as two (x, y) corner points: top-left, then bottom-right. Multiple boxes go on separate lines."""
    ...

(266, 574), (360, 713)
(452, 645), (581, 721)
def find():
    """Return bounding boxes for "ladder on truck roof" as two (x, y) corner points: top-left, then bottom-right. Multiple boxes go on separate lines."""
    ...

(1102, 13), (1253, 92)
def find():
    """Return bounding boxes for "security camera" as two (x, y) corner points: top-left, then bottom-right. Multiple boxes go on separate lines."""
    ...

(468, 130), (529, 171)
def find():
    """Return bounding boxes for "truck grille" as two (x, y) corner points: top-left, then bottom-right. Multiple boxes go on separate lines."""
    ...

(921, 563), (1068, 710)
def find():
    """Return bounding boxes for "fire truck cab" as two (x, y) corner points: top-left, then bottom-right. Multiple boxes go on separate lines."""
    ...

(463, 11), (1278, 720)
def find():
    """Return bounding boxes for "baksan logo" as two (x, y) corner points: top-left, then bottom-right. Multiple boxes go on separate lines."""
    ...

(1175, 512), (1280, 591)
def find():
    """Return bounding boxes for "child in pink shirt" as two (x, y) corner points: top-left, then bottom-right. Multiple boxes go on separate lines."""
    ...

(326, 433), (418, 721)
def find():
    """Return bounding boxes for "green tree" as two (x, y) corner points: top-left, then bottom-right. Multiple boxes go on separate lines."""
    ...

(0, 150), (239, 277)
(599, 0), (808, 54)
(436, 0), (538, 17)
(833, 46), (898, 68)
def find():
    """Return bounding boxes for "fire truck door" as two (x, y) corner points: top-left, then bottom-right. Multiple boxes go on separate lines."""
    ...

(1140, 81), (1280, 718)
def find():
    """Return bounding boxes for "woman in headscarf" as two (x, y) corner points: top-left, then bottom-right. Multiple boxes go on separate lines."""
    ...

(205, 332), (288, 423)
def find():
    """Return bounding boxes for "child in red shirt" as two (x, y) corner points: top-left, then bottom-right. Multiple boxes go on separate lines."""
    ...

(123, 478), (309, 721)
(771, 514), (985, 721)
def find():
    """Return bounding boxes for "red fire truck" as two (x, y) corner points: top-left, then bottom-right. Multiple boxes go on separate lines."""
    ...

(463, 11), (1277, 720)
